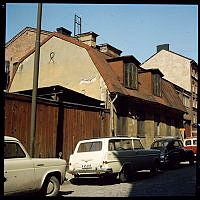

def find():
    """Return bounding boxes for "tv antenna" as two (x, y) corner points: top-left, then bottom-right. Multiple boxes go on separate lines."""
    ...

(74, 14), (81, 36)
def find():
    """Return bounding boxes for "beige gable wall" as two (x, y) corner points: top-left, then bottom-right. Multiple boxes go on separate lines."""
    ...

(141, 50), (191, 92)
(9, 36), (108, 101)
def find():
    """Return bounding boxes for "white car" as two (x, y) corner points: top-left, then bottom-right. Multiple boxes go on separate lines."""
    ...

(68, 137), (161, 182)
(4, 136), (67, 196)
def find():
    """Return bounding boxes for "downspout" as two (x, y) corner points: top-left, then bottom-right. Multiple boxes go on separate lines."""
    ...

(110, 93), (118, 136)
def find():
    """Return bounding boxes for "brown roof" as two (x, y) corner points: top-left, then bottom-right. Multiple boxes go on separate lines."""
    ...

(8, 31), (186, 114)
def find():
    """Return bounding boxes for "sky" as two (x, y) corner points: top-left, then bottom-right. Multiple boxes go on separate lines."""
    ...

(6, 3), (198, 63)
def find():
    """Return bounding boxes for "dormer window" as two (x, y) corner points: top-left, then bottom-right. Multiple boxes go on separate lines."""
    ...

(124, 63), (137, 89)
(152, 73), (161, 96)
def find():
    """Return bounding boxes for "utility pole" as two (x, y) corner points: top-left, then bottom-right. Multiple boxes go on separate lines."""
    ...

(30, 3), (42, 157)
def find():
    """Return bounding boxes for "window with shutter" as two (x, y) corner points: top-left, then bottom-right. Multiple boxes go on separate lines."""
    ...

(124, 63), (137, 89)
(153, 74), (161, 96)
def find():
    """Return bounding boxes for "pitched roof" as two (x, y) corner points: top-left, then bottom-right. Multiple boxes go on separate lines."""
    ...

(5, 27), (52, 48)
(141, 49), (197, 66)
(8, 31), (186, 114)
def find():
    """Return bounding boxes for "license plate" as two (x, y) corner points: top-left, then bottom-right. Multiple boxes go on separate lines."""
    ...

(82, 164), (92, 169)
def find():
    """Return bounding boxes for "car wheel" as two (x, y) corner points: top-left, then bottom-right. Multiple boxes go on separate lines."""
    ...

(119, 166), (131, 183)
(42, 176), (60, 197)
(189, 156), (194, 165)
(150, 161), (160, 175)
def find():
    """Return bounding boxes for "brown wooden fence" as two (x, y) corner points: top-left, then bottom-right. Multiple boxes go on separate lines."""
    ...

(4, 93), (110, 161)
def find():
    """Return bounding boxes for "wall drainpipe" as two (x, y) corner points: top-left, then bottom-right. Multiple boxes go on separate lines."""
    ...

(110, 94), (118, 136)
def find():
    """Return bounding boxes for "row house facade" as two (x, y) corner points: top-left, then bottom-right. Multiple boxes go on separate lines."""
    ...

(140, 44), (198, 138)
(6, 28), (186, 148)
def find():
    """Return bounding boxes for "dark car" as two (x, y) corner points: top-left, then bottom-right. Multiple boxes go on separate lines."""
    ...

(150, 137), (194, 168)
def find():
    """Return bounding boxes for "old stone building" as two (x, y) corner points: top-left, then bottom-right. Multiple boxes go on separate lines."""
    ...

(7, 28), (186, 148)
(140, 44), (198, 138)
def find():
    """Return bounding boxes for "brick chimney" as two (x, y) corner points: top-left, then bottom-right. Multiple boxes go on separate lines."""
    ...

(76, 32), (99, 48)
(56, 27), (72, 37)
(97, 43), (122, 58)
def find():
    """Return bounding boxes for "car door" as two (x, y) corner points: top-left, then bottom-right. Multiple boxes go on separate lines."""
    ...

(133, 139), (147, 170)
(4, 141), (35, 195)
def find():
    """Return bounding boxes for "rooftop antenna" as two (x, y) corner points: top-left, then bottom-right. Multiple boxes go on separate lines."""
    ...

(74, 14), (81, 36)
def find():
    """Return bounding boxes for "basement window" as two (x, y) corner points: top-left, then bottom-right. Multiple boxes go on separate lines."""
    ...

(124, 63), (138, 89)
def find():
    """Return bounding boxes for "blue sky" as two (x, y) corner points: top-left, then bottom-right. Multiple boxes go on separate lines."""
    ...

(6, 3), (198, 63)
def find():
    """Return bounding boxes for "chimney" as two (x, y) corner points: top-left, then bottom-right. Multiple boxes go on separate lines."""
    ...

(76, 32), (99, 48)
(97, 43), (122, 58)
(157, 44), (169, 53)
(56, 27), (72, 37)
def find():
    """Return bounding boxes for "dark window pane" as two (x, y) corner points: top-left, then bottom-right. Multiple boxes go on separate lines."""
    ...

(4, 142), (26, 159)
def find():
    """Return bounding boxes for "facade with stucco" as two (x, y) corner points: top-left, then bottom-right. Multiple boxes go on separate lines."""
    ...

(9, 37), (107, 102)
(141, 48), (198, 138)
(7, 31), (186, 148)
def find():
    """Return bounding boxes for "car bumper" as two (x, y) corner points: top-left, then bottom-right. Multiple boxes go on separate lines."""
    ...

(68, 168), (113, 176)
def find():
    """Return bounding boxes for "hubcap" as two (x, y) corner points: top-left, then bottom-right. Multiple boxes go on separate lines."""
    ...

(47, 181), (54, 194)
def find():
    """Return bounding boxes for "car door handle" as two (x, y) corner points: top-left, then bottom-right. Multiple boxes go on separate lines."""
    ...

(37, 164), (44, 167)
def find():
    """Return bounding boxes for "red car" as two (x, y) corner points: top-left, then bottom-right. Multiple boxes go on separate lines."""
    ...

(184, 138), (197, 158)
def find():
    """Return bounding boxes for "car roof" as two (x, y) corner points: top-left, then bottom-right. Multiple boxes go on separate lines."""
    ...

(78, 137), (140, 143)
(152, 137), (181, 143)
(4, 136), (19, 142)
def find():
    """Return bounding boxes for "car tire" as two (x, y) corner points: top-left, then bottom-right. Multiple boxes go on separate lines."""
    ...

(189, 156), (194, 165)
(150, 160), (160, 175)
(119, 166), (131, 183)
(42, 176), (60, 197)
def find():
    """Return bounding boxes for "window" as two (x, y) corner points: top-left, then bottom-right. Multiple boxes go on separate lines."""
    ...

(183, 94), (190, 107)
(133, 140), (144, 149)
(137, 112), (145, 137)
(152, 74), (161, 96)
(77, 141), (102, 152)
(5, 61), (10, 73)
(108, 139), (133, 151)
(4, 142), (26, 159)
(124, 63), (137, 89)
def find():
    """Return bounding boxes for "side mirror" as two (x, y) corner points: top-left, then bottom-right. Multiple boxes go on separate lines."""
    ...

(58, 152), (63, 159)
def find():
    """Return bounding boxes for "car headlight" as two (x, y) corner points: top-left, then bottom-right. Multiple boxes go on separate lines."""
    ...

(160, 155), (165, 159)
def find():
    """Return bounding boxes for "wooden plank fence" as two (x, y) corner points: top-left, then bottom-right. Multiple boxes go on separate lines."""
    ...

(4, 93), (110, 161)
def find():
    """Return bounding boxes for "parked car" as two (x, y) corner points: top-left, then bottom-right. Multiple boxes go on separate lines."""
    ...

(68, 137), (161, 182)
(183, 138), (197, 158)
(150, 137), (195, 168)
(4, 136), (67, 196)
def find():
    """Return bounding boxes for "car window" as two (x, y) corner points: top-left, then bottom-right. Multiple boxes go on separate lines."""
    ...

(4, 142), (26, 159)
(108, 139), (133, 151)
(174, 140), (181, 147)
(152, 141), (167, 148)
(193, 139), (197, 145)
(77, 141), (102, 152)
(133, 140), (144, 149)
(185, 140), (191, 146)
